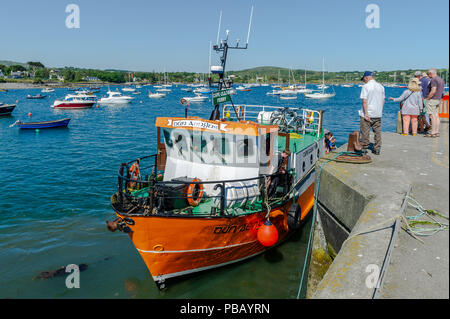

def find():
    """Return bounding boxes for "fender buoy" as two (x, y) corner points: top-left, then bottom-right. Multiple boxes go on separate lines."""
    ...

(180, 98), (187, 105)
(257, 219), (278, 247)
(186, 178), (204, 207)
(129, 162), (140, 188)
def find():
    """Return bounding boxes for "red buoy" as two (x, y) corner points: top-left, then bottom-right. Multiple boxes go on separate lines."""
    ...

(257, 220), (278, 247)
(28, 112), (32, 117)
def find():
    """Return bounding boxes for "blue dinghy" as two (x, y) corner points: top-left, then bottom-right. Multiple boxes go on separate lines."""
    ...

(15, 118), (71, 129)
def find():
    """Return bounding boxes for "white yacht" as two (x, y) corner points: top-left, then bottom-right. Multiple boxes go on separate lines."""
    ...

(122, 87), (136, 92)
(42, 88), (55, 93)
(305, 57), (336, 99)
(98, 91), (134, 104)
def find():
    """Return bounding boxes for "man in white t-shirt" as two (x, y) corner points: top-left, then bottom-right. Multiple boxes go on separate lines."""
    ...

(359, 71), (385, 155)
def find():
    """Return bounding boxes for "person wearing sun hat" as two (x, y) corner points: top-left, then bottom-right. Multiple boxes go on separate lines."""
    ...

(359, 71), (385, 155)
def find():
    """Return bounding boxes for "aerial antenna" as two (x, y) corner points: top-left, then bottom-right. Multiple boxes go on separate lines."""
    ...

(246, 5), (254, 47)
(216, 10), (222, 46)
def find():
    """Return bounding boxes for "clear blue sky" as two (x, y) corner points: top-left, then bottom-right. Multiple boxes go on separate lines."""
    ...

(0, 0), (448, 72)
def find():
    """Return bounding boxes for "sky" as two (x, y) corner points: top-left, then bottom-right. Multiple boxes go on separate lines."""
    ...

(0, 0), (448, 73)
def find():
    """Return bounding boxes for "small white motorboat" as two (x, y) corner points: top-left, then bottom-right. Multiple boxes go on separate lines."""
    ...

(304, 92), (336, 99)
(279, 95), (297, 100)
(149, 91), (166, 98)
(122, 87), (136, 92)
(42, 88), (55, 93)
(98, 91), (134, 104)
(181, 93), (208, 102)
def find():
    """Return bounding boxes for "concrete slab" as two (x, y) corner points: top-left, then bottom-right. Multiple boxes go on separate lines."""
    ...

(311, 122), (449, 299)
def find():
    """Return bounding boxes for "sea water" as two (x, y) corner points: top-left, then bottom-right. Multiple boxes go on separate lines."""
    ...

(0, 85), (404, 298)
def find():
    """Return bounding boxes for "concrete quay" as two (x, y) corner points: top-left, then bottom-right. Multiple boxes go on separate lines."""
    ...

(309, 121), (449, 299)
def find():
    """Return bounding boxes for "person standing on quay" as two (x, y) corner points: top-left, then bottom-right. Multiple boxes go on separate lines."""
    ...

(359, 71), (385, 155)
(389, 78), (423, 136)
(416, 71), (432, 133)
(424, 68), (445, 137)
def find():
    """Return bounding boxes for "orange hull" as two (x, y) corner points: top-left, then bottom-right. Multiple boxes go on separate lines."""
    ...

(115, 182), (315, 285)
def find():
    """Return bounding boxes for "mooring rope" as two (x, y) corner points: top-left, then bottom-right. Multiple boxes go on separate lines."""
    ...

(295, 150), (372, 299)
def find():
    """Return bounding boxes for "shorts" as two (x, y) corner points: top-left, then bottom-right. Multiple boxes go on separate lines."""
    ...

(424, 99), (441, 115)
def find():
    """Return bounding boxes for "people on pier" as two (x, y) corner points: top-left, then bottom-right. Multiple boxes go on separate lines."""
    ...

(389, 78), (423, 136)
(359, 71), (385, 155)
(324, 132), (336, 154)
(423, 68), (445, 138)
(415, 71), (432, 133)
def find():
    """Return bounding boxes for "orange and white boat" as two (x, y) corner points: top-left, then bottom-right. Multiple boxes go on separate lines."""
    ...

(107, 15), (326, 289)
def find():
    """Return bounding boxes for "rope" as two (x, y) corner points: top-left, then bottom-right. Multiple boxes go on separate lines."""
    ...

(404, 195), (449, 236)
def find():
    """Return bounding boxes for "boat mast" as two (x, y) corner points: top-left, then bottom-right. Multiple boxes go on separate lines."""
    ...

(322, 57), (325, 93)
(209, 6), (253, 120)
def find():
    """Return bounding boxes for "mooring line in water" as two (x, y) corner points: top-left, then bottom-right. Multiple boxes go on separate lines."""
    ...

(295, 151), (341, 299)
(295, 150), (375, 299)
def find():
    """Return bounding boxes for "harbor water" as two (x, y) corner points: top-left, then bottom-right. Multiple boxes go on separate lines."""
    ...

(0, 85), (404, 298)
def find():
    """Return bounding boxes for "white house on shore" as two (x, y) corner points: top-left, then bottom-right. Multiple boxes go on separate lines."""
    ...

(0, 70), (4, 78)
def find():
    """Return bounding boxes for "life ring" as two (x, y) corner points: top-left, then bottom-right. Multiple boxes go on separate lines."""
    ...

(129, 162), (140, 188)
(186, 178), (204, 207)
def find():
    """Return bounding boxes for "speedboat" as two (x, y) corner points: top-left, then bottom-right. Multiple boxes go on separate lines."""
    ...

(193, 87), (211, 94)
(181, 93), (208, 102)
(0, 103), (16, 115)
(52, 94), (97, 109)
(236, 86), (251, 91)
(304, 92), (336, 99)
(98, 91), (134, 104)
(156, 88), (171, 93)
(148, 91), (166, 98)
(42, 88), (55, 93)
(181, 87), (193, 92)
(122, 87), (136, 92)
(27, 94), (47, 99)
(279, 95), (297, 100)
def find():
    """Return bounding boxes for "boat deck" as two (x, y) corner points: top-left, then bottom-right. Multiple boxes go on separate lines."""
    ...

(278, 131), (321, 154)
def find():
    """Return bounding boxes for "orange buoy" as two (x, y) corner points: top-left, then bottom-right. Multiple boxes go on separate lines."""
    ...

(257, 220), (278, 247)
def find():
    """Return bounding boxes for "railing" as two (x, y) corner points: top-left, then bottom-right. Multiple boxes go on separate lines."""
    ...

(222, 104), (323, 136)
(113, 155), (291, 217)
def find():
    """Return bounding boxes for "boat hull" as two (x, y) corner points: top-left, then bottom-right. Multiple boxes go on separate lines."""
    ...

(114, 181), (315, 285)
(17, 118), (71, 129)
(0, 104), (16, 116)
(52, 102), (95, 109)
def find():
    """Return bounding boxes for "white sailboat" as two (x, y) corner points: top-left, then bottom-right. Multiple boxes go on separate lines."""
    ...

(305, 57), (335, 99)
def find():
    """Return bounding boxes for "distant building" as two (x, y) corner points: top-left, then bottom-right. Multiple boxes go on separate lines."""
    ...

(9, 71), (30, 79)
(84, 76), (99, 82)
(0, 70), (4, 77)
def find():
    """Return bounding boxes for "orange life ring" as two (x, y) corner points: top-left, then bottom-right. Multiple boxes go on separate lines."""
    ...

(129, 162), (140, 188)
(186, 178), (204, 207)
